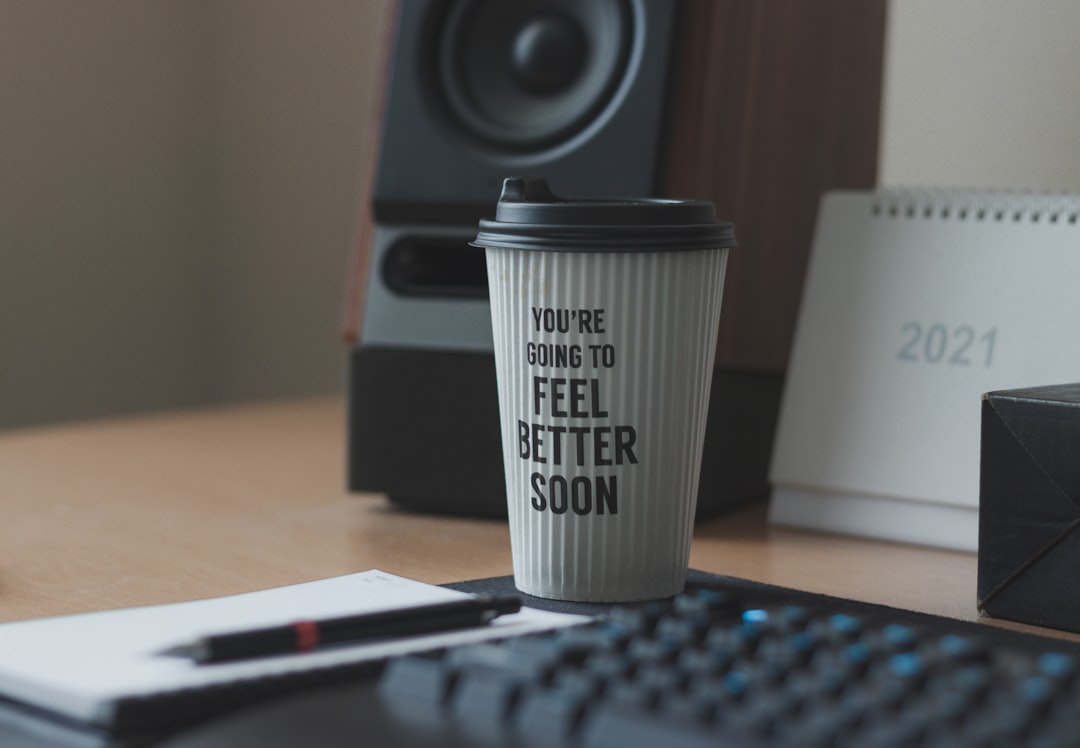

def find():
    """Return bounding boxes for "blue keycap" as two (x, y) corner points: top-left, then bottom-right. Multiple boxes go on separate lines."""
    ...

(888, 652), (925, 679)
(1037, 652), (1076, 680)
(828, 614), (863, 638)
(742, 609), (769, 624)
(881, 623), (917, 651)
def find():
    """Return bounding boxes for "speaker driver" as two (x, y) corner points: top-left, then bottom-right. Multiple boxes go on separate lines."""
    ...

(434, 0), (633, 151)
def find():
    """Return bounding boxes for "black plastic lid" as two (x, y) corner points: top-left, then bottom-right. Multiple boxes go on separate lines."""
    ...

(473, 177), (737, 253)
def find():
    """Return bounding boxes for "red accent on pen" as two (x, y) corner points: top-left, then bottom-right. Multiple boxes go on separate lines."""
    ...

(292, 620), (320, 652)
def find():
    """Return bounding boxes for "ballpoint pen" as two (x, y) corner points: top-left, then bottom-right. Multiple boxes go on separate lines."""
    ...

(160, 594), (522, 664)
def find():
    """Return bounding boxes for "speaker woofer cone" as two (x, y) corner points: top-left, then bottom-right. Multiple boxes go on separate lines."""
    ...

(434, 0), (633, 151)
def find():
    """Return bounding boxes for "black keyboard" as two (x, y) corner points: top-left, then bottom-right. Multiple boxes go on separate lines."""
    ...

(376, 585), (1080, 748)
(154, 576), (1080, 748)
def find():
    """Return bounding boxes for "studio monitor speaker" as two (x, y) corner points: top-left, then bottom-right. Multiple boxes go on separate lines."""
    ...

(345, 0), (887, 517)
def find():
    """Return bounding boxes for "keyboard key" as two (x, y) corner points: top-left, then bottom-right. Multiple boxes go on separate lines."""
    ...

(1037, 652), (1077, 681)
(626, 635), (682, 665)
(673, 589), (738, 618)
(583, 650), (634, 680)
(934, 633), (989, 664)
(880, 623), (919, 652)
(377, 655), (454, 712)
(655, 611), (712, 644)
(677, 644), (736, 676)
(826, 613), (863, 641)
(514, 687), (591, 745)
(777, 605), (811, 632)
(449, 669), (522, 738)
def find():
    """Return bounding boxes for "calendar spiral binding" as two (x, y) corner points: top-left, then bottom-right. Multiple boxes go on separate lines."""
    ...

(870, 187), (1080, 225)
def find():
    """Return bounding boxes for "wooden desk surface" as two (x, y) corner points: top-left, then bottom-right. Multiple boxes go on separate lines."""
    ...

(0, 397), (1072, 642)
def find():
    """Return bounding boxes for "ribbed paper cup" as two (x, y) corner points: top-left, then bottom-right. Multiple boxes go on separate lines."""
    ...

(475, 178), (736, 602)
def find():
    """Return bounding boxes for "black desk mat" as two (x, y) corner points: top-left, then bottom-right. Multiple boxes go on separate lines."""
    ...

(444, 569), (744, 617)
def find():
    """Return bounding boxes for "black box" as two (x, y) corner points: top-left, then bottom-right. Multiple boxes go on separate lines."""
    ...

(977, 383), (1080, 633)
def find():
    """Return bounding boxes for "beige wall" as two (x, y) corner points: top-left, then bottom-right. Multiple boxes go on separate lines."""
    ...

(0, 1), (389, 430)
(1, 2), (214, 428)
(880, 0), (1080, 190)
(206, 1), (388, 403)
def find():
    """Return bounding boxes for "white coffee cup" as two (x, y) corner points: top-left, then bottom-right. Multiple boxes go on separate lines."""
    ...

(475, 177), (736, 602)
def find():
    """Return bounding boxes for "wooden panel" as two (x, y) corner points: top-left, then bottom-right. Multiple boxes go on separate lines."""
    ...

(664, 0), (888, 372)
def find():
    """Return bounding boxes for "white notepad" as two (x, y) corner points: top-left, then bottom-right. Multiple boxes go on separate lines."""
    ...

(769, 189), (1080, 551)
(0, 570), (584, 733)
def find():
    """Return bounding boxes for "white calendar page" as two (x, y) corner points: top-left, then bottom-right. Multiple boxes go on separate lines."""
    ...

(769, 189), (1080, 551)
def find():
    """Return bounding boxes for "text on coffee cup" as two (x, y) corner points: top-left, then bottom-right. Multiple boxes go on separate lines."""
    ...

(516, 308), (640, 516)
